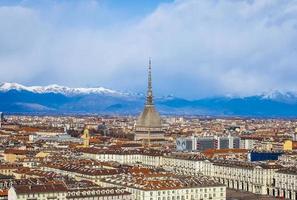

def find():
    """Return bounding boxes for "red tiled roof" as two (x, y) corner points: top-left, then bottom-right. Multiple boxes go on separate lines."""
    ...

(13, 183), (67, 194)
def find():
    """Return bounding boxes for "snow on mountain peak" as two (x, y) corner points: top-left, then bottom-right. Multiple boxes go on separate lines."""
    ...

(0, 82), (28, 91)
(261, 90), (297, 99)
(0, 82), (123, 96)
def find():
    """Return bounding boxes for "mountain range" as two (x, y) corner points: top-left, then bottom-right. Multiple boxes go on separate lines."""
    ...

(2, 82), (297, 117)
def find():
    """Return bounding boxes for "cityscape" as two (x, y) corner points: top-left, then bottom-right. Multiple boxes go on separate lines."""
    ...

(1, 0), (297, 200)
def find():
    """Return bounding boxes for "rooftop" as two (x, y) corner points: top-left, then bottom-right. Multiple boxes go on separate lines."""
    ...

(102, 173), (223, 191)
(13, 183), (67, 194)
(277, 167), (297, 175)
(212, 160), (282, 170)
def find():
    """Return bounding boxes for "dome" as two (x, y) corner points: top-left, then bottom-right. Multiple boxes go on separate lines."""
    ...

(136, 105), (162, 128)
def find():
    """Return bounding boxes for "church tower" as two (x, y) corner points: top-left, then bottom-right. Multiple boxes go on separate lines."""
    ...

(82, 127), (90, 148)
(134, 59), (164, 142)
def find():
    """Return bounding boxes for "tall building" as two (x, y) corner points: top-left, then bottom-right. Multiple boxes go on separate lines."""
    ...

(134, 59), (164, 142)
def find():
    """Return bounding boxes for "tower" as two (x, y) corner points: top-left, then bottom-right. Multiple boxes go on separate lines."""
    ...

(82, 127), (90, 148)
(134, 59), (164, 142)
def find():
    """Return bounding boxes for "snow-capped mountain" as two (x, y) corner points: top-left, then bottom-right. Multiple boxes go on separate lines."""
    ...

(261, 90), (297, 104)
(0, 82), (124, 96)
(2, 82), (297, 116)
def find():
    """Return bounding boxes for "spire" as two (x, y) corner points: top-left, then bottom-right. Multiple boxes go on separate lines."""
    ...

(146, 58), (153, 105)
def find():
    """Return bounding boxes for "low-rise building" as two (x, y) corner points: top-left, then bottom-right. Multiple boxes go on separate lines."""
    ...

(102, 173), (226, 200)
(8, 184), (132, 200)
(8, 183), (68, 200)
(210, 160), (281, 195)
(41, 162), (123, 184)
(0, 163), (22, 176)
(284, 140), (297, 151)
(162, 153), (208, 176)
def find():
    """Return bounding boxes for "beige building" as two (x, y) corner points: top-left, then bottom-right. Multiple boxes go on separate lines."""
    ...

(81, 147), (297, 198)
(3, 149), (28, 163)
(80, 148), (163, 167)
(0, 163), (22, 176)
(269, 168), (297, 199)
(8, 184), (132, 200)
(8, 183), (67, 200)
(102, 173), (226, 200)
(41, 162), (121, 185)
(210, 160), (281, 195)
(162, 153), (210, 176)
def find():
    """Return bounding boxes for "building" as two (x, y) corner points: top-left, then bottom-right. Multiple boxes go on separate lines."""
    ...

(135, 59), (164, 142)
(210, 160), (281, 195)
(240, 138), (257, 150)
(217, 135), (240, 149)
(30, 133), (82, 143)
(41, 161), (123, 185)
(248, 152), (283, 162)
(8, 183), (68, 200)
(196, 137), (217, 151)
(203, 149), (248, 160)
(279, 153), (297, 166)
(8, 184), (132, 200)
(271, 167), (297, 199)
(176, 136), (241, 152)
(3, 149), (31, 163)
(101, 170), (226, 200)
(162, 153), (210, 176)
(66, 187), (132, 200)
(176, 136), (195, 151)
(284, 140), (297, 151)
(176, 136), (215, 152)
(0, 164), (23, 176)
(79, 147), (164, 167)
(82, 128), (90, 148)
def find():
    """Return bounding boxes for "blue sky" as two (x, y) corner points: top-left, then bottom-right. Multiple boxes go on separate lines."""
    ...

(1, 0), (297, 98)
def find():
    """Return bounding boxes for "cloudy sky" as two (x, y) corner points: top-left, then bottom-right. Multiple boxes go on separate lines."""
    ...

(1, 0), (297, 98)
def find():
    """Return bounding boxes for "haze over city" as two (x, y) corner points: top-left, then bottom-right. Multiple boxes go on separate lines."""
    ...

(1, 0), (297, 98)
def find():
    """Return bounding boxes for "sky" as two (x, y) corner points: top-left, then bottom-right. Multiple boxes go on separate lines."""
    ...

(1, 0), (297, 99)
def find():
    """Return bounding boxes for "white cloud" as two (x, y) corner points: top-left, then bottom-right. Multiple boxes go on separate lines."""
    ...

(0, 0), (297, 98)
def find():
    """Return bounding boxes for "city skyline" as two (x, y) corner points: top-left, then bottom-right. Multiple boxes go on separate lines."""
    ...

(1, 0), (297, 98)
(1, 1), (297, 200)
